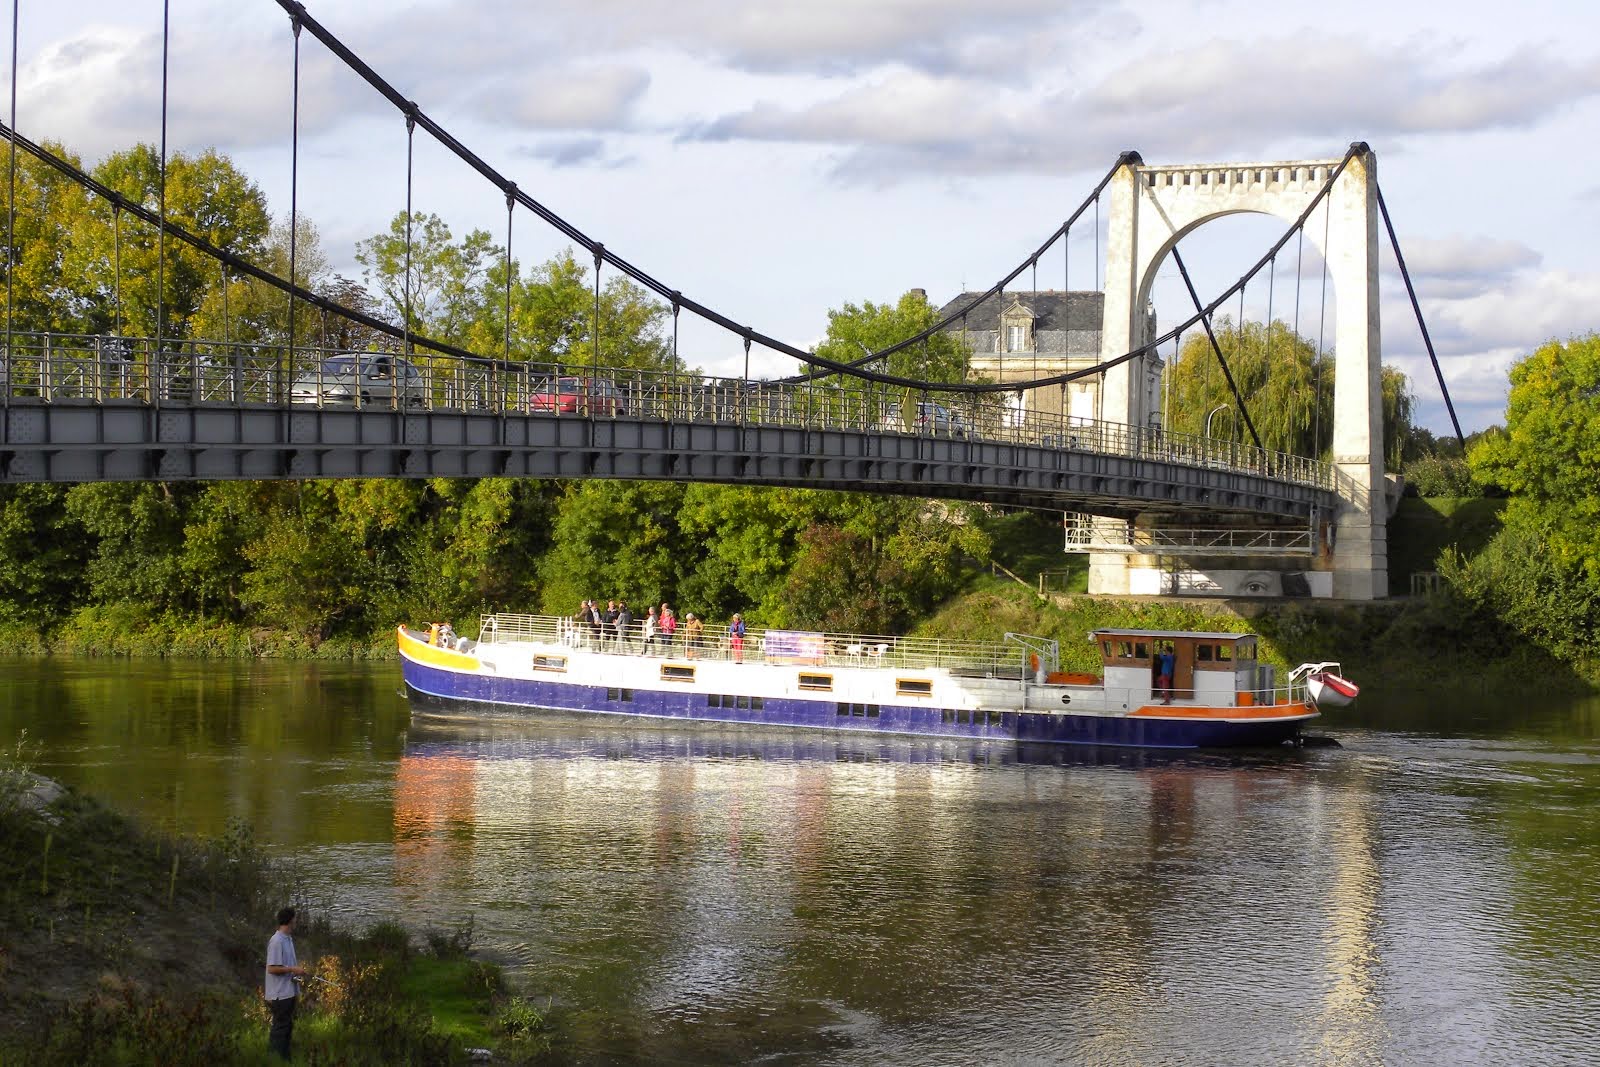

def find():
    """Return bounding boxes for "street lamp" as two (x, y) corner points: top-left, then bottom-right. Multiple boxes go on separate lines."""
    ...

(1205, 403), (1232, 439)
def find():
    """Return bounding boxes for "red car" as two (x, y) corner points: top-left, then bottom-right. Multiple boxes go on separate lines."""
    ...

(528, 376), (627, 416)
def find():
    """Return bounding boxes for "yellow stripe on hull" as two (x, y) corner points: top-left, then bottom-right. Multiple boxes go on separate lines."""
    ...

(397, 625), (480, 672)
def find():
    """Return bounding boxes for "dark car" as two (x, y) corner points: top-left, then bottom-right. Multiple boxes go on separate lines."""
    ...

(528, 376), (627, 416)
(289, 353), (425, 408)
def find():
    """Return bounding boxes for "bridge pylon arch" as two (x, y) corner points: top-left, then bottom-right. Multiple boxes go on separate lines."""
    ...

(1095, 146), (1386, 600)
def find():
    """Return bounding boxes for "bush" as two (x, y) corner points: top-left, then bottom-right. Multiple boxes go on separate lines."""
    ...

(1403, 454), (1479, 498)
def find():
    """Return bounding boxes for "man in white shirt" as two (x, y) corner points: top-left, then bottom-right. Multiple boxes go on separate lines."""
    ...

(265, 906), (308, 1059)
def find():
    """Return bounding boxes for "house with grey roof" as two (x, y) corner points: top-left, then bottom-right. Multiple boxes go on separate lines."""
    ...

(935, 290), (1162, 428)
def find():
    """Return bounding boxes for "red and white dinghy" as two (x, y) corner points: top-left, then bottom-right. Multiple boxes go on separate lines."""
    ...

(1290, 662), (1361, 708)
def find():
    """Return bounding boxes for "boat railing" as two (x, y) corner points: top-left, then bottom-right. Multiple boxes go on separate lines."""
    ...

(477, 612), (1024, 673)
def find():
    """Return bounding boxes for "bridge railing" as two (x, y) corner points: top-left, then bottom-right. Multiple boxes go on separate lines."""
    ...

(0, 331), (1333, 489)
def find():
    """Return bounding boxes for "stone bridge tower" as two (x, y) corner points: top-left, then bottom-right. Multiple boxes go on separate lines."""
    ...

(1095, 145), (1386, 600)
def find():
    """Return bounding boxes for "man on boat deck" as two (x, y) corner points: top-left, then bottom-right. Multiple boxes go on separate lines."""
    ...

(604, 601), (619, 649)
(1156, 644), (1176, 704)
(617, 602), (635, 653)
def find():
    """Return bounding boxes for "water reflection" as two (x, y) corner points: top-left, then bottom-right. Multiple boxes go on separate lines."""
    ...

(5, 659), (1600, 1065)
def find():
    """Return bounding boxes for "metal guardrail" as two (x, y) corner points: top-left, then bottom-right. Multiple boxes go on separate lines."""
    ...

(1062, 514), (1317, 555)
(0, 331), (1335, 490)
(475, 612), (1024, 674)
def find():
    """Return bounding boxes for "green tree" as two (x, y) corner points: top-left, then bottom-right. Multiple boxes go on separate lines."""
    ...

(0, 145), (96, 333)
(69, 146), (272, 338)
(1445, 333), (1600, 667)
(535, 481), (685, 613)
(809, 290), (973, 425)
(0, 485), (90, 625)
(1166, 318), (1413, 468)
(356, 212), (497, 343)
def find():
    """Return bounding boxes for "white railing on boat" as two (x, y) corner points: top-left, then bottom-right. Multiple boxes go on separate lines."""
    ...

(476, 612), (1027, 674)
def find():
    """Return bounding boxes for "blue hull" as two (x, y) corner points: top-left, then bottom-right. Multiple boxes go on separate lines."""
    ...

(401, 656), (1308, 750)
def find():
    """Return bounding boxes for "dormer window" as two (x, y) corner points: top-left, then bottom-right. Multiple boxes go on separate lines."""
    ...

(1007, 325), (1025, 352)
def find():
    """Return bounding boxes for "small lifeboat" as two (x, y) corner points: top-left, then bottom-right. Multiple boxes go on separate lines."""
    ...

(1306, 670), (1360, 708)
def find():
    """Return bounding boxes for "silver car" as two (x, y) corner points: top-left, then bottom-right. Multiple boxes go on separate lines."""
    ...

(880, 401), (971, 438)
(289, 354), (425, 408)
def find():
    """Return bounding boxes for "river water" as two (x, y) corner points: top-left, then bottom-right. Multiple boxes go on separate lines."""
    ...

(3, 657), (1598, 1065)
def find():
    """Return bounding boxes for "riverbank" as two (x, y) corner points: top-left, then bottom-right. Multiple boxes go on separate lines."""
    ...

(3, 574), (1593, 694)
(0, 755), (561, 1064)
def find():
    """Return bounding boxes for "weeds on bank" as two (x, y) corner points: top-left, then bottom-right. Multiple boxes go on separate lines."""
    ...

(0, 754), (561, 1065)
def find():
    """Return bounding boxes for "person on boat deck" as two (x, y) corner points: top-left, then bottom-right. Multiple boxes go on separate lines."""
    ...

(604, 601), (619, 649)
(660, 604), (677, 650)
(1156, 644), (1176, 704)
(729, 613), (746, 663)
(439, 623), (457, 649)
(683, 613), (704, 658)
(617, 601), (635, 652)
(584, 600), (603, 646)
(642, 606), (659, 653)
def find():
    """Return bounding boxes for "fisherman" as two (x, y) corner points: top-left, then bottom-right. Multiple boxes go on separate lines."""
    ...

(264, 907), (308, 1060)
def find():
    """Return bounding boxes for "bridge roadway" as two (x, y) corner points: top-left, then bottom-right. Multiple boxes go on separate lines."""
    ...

(0, 333), (1337, 520)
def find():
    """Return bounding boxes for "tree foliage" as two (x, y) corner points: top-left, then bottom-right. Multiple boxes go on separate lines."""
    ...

(1445, 334), (1600, 668)
(1165, 318), (1413, 468)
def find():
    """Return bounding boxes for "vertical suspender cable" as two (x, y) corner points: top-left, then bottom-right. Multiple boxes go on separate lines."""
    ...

(4, 0), (16, 409)
(1314, 201), (1331, 457)
(502, 186), (514, 363)
(403, 110), (414, 353)
(501, 185), (513, 413)
(1377, 182), (1465, 450)
(591, 243), (602, 381)
(156, 0), (170, 404)
(113, 205), (122, 335)
(286, 12), (301, 397)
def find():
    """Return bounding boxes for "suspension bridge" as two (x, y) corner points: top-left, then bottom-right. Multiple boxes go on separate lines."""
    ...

(0, 1), (1464, 602)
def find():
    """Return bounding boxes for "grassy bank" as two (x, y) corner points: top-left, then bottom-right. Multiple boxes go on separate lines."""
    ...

(913, 578), (1598, 694)
(0, 749), (561, 1065)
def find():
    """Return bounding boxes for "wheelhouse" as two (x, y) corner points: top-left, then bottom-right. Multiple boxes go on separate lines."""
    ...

(1092, 628), (1261, 706)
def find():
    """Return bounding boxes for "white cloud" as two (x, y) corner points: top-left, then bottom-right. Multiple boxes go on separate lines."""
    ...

(488, 67), (652, 131)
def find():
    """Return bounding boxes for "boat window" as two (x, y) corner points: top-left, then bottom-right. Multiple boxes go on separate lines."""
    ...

(736, 695), (750, 709)
(1101, 640), (1114, 658)
(836, 702), (850, 717)
(1135, 642), (1149, 659)
(867, 704), (880, 718)
(1235, 638), (1256, 662)
(752, 697), (763, 710)
(531, 654), (566, 672)
(707, 694), (722, 708)
(606, 687), (633, 702)
(1217, 644), (1233, 663)
(897, 679), (933, 697)
(1117, 641), (1135, 659)
(1197, 645), (1213, 662)
(799, 673), (833, 692)
(660, 664), (695, 682)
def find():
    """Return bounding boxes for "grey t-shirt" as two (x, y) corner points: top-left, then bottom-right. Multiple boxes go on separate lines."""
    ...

(265, 929), (298, 1001)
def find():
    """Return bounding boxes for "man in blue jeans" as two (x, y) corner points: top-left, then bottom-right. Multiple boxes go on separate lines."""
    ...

(265, 906), (308, 1059)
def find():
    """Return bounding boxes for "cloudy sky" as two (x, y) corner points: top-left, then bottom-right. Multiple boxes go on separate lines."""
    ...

(15, 0), (1600, 432)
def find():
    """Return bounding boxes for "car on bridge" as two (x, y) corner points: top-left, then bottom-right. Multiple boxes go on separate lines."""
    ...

(879, 401), (972, 438)
(289, 353), (425, 408)
(528, 376), (627, 416)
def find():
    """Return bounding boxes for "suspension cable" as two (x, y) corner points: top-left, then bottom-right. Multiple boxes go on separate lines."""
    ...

(503, 185), (514, 362)
(1376, 181), (1465, 450)
(403, 109), (414, 352)
(1314, 197), (1331, 456)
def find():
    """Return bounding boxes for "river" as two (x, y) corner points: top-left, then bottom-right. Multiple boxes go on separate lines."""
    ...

(3, 656), (1598, 1065)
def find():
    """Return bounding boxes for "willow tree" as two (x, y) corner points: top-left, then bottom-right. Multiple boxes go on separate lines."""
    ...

(1165, 317), (1412, 469)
